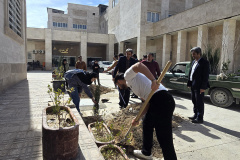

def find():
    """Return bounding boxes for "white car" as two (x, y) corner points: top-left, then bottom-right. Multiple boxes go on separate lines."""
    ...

(98, 61), (113, 72)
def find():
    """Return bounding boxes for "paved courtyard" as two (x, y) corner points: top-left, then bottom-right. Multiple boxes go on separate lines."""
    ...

(0, 71), (239, 160)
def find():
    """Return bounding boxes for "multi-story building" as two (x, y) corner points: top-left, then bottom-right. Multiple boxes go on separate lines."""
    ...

(27, 0), (240, 73)
(27, 3), (113, 70)
(0, 0), (27, 93)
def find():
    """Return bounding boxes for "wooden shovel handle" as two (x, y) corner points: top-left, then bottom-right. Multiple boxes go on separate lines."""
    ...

(135, 61), (172, 121)
(121, 61), (172, 142)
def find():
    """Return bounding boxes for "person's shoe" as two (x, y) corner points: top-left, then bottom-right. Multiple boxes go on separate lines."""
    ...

(188, 115), (197, 120)
(192, 118), (203, 123)
(119, 105), (124, 109)
(131, 95), (138, 98)
(133, 150), (152, 160)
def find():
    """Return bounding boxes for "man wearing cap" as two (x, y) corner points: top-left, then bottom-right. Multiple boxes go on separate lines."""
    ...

(75, 56), (87, 71)
(187, 47), (210, 123)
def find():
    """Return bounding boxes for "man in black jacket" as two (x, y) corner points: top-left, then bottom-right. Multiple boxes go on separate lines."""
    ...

(113, 48), (138, 108)
(187, 47), (210, 123)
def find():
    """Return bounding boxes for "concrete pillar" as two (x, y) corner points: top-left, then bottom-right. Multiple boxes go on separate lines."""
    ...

(185, 0), (193, 10)
(162, 34), (171, 68)
(137, 35), (147, 60)
(197, 25), (208, 51)
(161, 0), (170, 19)
(45, 29), (52, 70)
(221, 19), (236, 72)
(107, 34), (115, 61)
(177, 31), (187, 62)
(118, 41), (124, 54)
(80, 32), (87, 64)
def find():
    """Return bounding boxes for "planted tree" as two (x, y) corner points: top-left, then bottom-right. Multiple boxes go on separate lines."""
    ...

(93, 85), (101, 115)
(47, 84), (74, 128)
(202, 46), (220, 75)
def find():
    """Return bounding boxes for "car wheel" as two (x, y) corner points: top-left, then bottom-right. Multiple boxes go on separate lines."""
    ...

(210, 88), (233, 108)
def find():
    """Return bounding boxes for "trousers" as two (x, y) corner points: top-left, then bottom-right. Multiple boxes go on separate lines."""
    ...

(142, 90), (177, 160)
(191, 88), (205, 119)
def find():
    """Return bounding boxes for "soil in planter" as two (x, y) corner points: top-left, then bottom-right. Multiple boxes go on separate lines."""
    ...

(105, 103), (184, 159)
(47, 109), (75, 128)
(101, 146), (125, 160)
(81, 85), (113, 98)
(91, 123), (114, 142)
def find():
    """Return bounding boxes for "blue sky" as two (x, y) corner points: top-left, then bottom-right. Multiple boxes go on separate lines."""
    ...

(26, 0), (109, 28)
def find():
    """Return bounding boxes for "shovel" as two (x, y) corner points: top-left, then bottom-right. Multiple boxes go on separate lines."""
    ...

(119, 61), (172, 143)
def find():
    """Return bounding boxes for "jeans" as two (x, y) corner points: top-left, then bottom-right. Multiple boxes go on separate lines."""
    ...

(94, 74), (100, 85)
(70, 87), (81, 114)
(191, 88), (205, 120)
(118, 88), (130, 108)
(142, 91), (177, 160)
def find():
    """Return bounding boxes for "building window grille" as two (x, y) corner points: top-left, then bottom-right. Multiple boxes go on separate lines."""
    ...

(54, 22), (67, 28)
(8, 0), (22, 37)
(73, 24), (87, 30)
(147, 12), (160, 22)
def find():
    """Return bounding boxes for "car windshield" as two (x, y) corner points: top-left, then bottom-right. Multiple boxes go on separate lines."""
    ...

(103, 62), (112, 65)
(172, 64), (186, 73)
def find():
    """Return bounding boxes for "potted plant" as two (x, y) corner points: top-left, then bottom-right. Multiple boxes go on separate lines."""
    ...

(52, 66), (66, 92)
(42, 85), (79, 160)
(88, 120), (115, 145)
(99, 144), (129, 160)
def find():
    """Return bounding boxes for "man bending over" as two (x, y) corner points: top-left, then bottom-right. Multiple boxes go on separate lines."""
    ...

(114, 62), (177, 160)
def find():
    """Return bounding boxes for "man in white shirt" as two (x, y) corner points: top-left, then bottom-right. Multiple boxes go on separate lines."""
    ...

(114, 62), (177, 160)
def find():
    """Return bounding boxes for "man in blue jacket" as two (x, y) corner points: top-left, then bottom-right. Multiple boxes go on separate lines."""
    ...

(65, 70), (97, 115)
(187, 47), (210, 123)
(113, 48), (138, 108)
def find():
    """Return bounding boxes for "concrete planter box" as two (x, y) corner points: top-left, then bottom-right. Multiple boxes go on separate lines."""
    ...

(99, 144), (129, 160)
(42, 106), (79, 160)
(88, 122), (115, 145)
(52, 80), (66, 92)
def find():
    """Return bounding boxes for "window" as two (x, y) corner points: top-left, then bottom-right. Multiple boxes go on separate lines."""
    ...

(73, 24), (87, 30)
(172, 64), (187, 73)
(147, 12), (160, 22)
(8, 0), (22, 37)
(112, 0), (119, 8)
(53, 22), (67, 28)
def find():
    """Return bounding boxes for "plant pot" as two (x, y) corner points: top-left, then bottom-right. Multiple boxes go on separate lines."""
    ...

(42, 106), (80, 160)
(99, 144), (129, 160)
(53, 80), (66, 92)
(88, 122), (115, 145)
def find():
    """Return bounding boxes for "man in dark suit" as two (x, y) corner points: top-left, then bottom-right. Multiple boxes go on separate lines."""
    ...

(113, 48), (138, 108)
(187, 47), (210, 123)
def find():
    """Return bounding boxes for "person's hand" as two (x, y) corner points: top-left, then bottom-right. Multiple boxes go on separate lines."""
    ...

(79, 93), (81, 97)
(112, 78), (115, 82)
(92, 98), (97, 104)
(151, 80), (159, 91)
(131, 117), (139, 127)
(103, 70), (107, 73)
(200, 89), (205, 94)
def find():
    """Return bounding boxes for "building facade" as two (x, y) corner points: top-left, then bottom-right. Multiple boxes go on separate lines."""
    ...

(27, 0), (240, 73)
(0, 0), (27, 93)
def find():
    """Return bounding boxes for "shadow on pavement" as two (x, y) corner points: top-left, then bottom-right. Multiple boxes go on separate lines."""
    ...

(175, 104), (188, 110)
(203, 121), (240, 139)
(0, 79), (42, 159)
(169, 90), (240, 112)
(174, 120), (221, 142)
